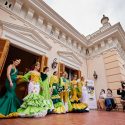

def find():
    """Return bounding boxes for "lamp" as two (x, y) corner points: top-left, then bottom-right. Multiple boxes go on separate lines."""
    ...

(51, 58), (58, 69)
(93, 71), (98, 80)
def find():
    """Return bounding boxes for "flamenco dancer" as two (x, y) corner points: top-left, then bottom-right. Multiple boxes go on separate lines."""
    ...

(70, 75), (88, 112)
(40, 67), (54, 112)
(0, 58), (21, 118)
(59, 72), (71, 112)
(17, 62), (50, 117)
(50, 71), (66, 113)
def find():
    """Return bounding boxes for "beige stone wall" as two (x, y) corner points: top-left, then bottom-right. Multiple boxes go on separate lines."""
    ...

(87, 49), (125, 98)
(103, 49), (125, 97)
(87, 55), (108, 99)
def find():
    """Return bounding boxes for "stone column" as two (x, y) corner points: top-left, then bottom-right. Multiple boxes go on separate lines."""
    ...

(114, 38), (119, 45)
(107, 37), (113, 48)
(13, 0), (23, 14)
(32, 14), (38, 25)
(89, 47), (92, 54)
(94, 44), (98, 52)
(107, 37), (113, 44)
(82, 47), (86, 55)
(78, 44), (82, 52)
(73, 41), (77, 49)
(67, 37), (72, 44)
(37, 16), (44, 29)
(46, 22), (52, 34)
(60, 33), (66, 42)
(101, 41), (105, 48)
(26, 8), (34, 22)
(54, 27), (60, 38)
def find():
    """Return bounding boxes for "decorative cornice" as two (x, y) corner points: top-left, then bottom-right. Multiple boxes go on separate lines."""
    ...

(115, 42), (125, 61)
(29, 0), (88, 45)
(57, 51), (82, 64)
(87, 41), (117, 59)
(87, 23), (125, 48)
(0, 5), (85, 57)
(1, 21), (52, 50)
(1, 0), (125, 61)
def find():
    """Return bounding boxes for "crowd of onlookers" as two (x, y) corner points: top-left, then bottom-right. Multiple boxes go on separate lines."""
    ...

(97, 81), (125, 111)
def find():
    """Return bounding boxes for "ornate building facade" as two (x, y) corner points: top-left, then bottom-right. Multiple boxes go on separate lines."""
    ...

(0, 0), (125, 98)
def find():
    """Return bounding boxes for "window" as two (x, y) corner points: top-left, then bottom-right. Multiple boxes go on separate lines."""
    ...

(9, 4), (12, 8)
(3, 0), (14, 9)
(5, 1), (8, 5)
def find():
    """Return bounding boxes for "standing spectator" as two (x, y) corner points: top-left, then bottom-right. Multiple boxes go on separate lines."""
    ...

(117, 81), (125, 111)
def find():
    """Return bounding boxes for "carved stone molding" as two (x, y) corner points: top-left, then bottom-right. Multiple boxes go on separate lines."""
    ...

(57, 51), (82, 70)
(1, 21), (52, 55)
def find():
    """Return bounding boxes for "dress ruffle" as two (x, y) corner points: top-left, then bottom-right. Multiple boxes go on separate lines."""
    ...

(53, 102), (66, 114)
(0, 112), (19, 119)
(53, 106), (66, 114)
(70, 88), (88, 113)
(51, 95), (66, 114)
(17, 93), (49, 117)
(71, 101), (88, 112)
(51, 95), (60, 99)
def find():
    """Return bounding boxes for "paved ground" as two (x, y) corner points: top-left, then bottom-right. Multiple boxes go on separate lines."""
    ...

(0, 111), (125, 125)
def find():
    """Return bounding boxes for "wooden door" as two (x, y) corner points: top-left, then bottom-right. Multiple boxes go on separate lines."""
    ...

(74, 70), (81, 79)
(0, 38), (10, 77)
(77, 70), (81, 79)
(39, 56), (48, 72)
(58, 62), (65, 77)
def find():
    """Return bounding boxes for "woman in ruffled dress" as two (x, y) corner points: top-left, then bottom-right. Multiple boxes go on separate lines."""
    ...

(59, 72), (72, 112)
(50, 71), (66, 113)
(40, 67), (54, 112)
(17, 62), (50, 117)
(70, 75), (88, 112)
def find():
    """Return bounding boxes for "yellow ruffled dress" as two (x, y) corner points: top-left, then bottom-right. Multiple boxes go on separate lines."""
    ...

(70, 80), (88, 112)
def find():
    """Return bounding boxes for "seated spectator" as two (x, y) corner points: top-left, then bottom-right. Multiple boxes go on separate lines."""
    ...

(105, 89), (116, 111)
(97, 89), (106, 110)
(117, 81), (125, 111)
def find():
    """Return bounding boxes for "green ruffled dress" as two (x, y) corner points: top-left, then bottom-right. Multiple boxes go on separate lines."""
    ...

(17, 93), (48, 117)
(17, 71), (50, 117)
(40, 73), (53, 110)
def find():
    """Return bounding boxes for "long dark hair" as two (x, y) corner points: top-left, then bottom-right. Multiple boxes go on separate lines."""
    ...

(31, 62), (40, 70)
(100, 89), (105, 94)
(43, 67), (49, 72)
(53, 71), (57, 75)
(107, 88), (112, 93)
(11, 58), (21, 63)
